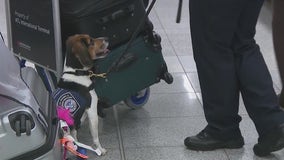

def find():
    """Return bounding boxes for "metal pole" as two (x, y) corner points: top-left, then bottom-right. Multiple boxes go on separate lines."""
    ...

(5, 0), (13, 50)
(52, 0), (63, 80)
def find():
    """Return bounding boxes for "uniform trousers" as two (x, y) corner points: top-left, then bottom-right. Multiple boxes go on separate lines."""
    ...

(272, 0), (284, 106)
(189, 0), (284, 140)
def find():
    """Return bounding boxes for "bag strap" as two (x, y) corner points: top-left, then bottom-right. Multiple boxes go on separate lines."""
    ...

(105, 0), (157, 74)
(0, 32), (4, 42)
(176, 0), (183, 23)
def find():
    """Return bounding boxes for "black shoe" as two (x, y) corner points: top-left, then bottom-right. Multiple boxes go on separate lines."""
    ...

(184, 130), (244, 151)
(253, 123), (284, 157)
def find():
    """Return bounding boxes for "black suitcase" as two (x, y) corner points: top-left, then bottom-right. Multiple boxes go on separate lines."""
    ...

(60, 0), (150, 49)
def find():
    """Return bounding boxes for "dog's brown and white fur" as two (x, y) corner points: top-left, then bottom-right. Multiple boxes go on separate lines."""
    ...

(60, 34), (109, 155)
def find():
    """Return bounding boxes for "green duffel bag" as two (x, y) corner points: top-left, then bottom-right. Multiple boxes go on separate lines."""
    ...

(92, 33), (173, 109)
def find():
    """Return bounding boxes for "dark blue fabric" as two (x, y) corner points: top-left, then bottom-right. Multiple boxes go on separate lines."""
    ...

(189, 0), (284, 139)
(53, 88), (89, 129)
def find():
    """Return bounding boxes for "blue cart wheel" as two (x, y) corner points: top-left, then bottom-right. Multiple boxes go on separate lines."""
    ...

(124, 87), (150, 109)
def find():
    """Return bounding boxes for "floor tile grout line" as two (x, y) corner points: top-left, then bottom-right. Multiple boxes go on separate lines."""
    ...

(222, 150), (231, 160)
(113, 105), (127, 160)
(155, 17), (197, 96)
(153, 6), (199, 98)
(118, 115), (206, 120)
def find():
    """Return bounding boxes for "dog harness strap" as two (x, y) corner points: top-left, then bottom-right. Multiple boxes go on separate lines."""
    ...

(61, 71), (97, 91)
(63, 70), (90, 76)
(57, 79), (92, 104)
(88, 83), (96, 91)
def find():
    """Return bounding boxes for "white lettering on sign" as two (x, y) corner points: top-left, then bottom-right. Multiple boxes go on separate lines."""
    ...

(14, 10), (51, 35)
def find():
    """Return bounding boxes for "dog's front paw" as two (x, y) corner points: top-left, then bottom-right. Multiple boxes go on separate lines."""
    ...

(99, 147), (107, 155)
(93, 145), (107, 156)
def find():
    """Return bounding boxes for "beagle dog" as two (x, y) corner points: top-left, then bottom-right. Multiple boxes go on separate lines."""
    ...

(58, 34), (109, 155)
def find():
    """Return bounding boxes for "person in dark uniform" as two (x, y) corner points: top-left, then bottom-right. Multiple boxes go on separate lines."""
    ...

(184, 0), (284, 157)
(272, 0), (284, 107)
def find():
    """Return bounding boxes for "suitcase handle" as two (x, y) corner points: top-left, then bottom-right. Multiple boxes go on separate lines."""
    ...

(112, 53), (137, 72)
(9, 111), (35, 136)
(96, 5), (135, 24)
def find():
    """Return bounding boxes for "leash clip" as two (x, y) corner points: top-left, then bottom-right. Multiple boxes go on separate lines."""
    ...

(88, 71), (107, 78)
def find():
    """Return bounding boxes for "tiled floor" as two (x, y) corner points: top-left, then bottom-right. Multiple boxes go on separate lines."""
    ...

(1, 0), (284, 160)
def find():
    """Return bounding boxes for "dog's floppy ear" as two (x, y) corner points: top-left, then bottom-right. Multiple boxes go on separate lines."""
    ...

(80, 37), (89, 48)
(66, 35), (93, 68)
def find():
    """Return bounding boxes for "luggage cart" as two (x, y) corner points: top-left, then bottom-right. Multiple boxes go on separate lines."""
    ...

(3, 0), (63, 159)
(0, 32), (62, 159)
(5, 0), (173, 111)
(59, 0), (173, 109)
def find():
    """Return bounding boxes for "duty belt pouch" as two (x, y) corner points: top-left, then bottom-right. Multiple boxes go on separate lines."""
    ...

(60, 0), (148, 50)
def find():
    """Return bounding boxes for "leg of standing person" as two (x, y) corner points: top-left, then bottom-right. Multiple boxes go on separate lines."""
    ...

(232, 0), (284, 156)
(272, 0), (284, 107)
(184, 0), (284, 156)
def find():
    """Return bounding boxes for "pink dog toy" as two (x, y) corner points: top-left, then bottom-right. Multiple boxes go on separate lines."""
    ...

(57, 106), (74, 126)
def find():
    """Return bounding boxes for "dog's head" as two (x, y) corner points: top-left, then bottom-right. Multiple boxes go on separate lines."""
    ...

(65, 34), (109, 69)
